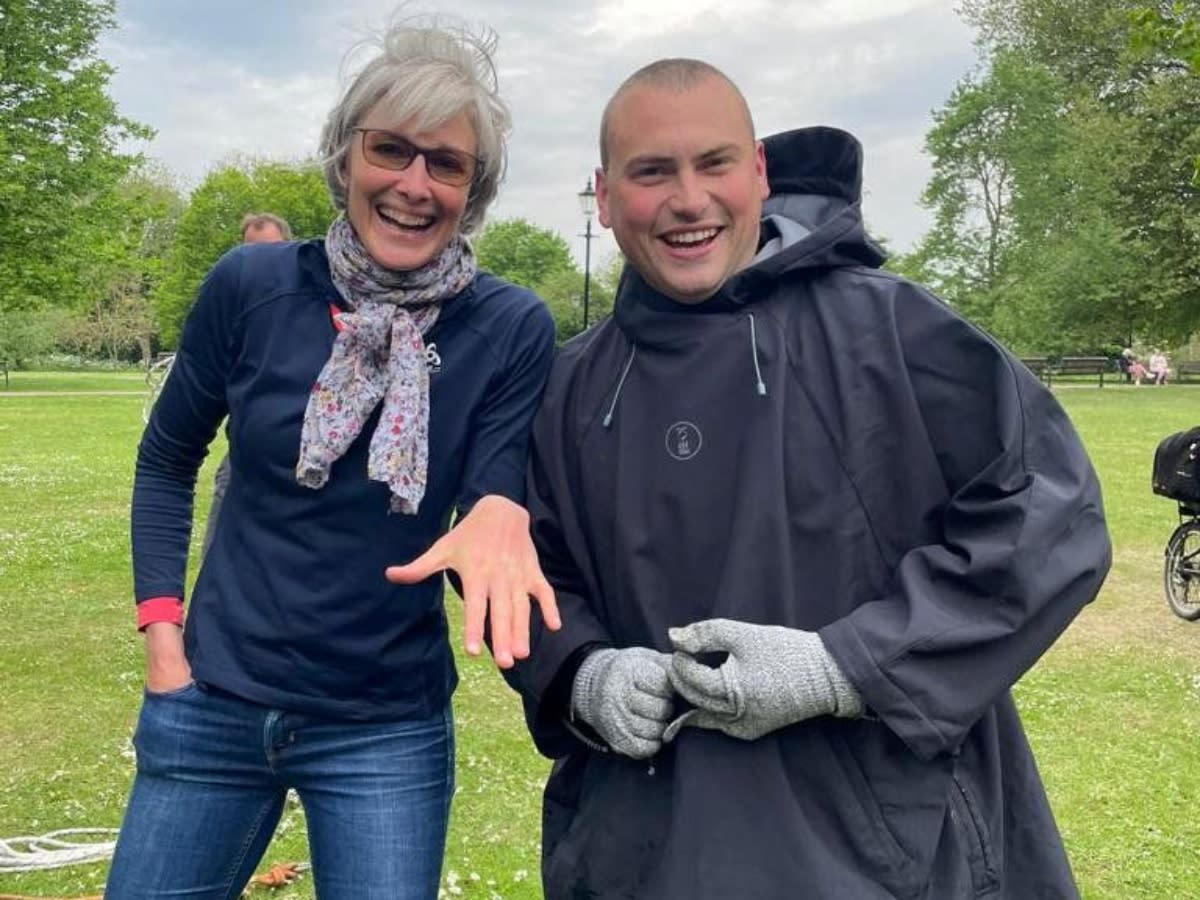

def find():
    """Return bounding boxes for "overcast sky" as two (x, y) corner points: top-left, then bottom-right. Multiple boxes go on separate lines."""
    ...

(100, 0), (980, 267)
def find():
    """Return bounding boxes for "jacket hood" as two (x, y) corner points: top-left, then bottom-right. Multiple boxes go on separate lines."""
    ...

(613, 125), (886, 340)
(754, 125), (887, 278)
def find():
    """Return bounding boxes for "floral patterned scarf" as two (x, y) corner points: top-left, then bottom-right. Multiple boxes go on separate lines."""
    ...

(295, 215), (476, 514)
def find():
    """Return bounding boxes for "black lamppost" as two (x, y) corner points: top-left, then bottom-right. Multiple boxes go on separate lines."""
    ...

(578, 176), (597, 330)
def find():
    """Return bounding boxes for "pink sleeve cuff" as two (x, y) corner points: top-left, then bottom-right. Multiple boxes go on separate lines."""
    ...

(137, 597), (184, 630)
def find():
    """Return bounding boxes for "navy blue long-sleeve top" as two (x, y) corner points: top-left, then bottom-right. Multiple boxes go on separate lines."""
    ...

(132, 239), (555, 720)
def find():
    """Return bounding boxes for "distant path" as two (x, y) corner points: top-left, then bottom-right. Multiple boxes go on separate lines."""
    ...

(0, 390), (143, 397)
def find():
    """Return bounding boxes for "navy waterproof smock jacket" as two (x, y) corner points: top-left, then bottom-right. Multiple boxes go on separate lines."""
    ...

(505, 127), (1111, 899)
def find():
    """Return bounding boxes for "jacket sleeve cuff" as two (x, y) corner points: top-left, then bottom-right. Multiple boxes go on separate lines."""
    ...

(137, 597), (184, 631)
(815, 635), (865, 718)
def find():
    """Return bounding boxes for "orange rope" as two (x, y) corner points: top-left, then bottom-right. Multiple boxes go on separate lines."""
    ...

(245, 861), (306, 888)
(0, 859), (309, 898)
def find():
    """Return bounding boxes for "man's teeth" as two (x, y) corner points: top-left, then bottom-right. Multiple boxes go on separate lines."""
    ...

(379, 207), (433, 228)
(664, 228), (718, 246)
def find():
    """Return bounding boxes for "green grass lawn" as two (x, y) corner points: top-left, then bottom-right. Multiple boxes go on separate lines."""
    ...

(0, 369), (147, 392)
(1, 378), (1198, 899)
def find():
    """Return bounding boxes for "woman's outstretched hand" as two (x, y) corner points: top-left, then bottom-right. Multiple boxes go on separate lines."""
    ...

(385, 495), (561, 669)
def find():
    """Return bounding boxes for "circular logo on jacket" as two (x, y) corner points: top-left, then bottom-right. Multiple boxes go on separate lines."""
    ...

(666, 422), (702, 460)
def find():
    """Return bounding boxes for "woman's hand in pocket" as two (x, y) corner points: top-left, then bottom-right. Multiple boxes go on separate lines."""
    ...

(143, 622), (193, 693)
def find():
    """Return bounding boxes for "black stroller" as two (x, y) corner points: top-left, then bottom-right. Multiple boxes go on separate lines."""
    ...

(1152, 427), (1200, 620)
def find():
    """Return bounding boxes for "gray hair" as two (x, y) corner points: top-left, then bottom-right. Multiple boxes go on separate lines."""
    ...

(599, 58), (753, 170)
(320, 18), (511, 234)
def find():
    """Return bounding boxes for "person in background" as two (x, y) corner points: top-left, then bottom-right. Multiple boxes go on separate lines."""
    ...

(1118, 347), (1135, 384)
(1129, 355), (1149, 385)
(108, 19), (559, 900)
(240, 212), (293, 244)
(505, 59), (1110, 900)
(202, 214), (294, 555)
(1149, 349), (1170, 385)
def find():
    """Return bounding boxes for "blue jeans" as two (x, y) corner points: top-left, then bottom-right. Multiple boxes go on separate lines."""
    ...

(105, 682), (454, 899)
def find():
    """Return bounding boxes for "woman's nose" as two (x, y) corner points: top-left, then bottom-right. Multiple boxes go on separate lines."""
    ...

(391, 153), (435, 199)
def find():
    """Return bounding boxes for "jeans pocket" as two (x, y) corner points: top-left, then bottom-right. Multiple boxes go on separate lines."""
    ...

(133, 682), (207, 776)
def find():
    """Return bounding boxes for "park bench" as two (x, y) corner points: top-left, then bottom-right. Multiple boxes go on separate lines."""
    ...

(1176, 361), (1200, 383)
(1051, 356), (1111, 387)
(1019, 356), (1052, 386)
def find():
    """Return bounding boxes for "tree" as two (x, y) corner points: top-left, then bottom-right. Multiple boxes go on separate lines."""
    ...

(536, 256), (619, 344)
(474, 218), (577, 290)
(475, 217), (618, 342)
(67, 274), (157, 364)
(0, 0), (151, 313)
(960, 0), (1190, 94)
(1131, 4), (1200, 73)
(69, 162), (186, 365)
(0, 309), (70, 386)
(915, 0), (1200, 348)
(1124, 6), (1200, 340)
(155, 158), (335, 345)
(912, 49), (1066, 331)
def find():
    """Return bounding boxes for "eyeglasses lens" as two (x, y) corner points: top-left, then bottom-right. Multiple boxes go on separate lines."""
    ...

(361, 131), (475, 187)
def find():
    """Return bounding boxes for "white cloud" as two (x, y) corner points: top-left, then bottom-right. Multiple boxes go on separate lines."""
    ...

(587, 0), (947, 42)
(588, 0), (773, 41)
(100, 0), (977, 259)
(796, 0), (952, 29)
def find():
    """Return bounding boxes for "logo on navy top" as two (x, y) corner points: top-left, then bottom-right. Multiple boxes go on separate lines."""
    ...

(425, 342), (442, 374)
(666, 421), (702, 460)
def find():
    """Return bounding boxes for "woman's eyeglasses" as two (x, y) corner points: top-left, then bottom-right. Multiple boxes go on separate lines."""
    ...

(354, 128), (479, 187)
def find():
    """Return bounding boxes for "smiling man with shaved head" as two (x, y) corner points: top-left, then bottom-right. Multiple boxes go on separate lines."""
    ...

(596, 60), (766, 305)
(505, 58), (1111, 900)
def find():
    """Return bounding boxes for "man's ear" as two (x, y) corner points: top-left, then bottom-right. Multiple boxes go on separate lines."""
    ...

(755, 140), (770, 200)
(596, 166), (612, 229)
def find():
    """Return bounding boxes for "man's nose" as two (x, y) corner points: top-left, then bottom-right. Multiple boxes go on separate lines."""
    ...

(668, 170), (707, 218)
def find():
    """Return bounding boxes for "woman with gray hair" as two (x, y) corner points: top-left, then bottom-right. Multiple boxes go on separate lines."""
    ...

(108, 18), (559, 900)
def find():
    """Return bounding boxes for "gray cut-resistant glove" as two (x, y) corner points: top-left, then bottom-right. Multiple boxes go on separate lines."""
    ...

(667, 619), (863, 742)
(571, 647), (674, 759)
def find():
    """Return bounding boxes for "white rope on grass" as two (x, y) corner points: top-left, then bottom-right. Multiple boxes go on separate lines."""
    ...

(0, 829), (118, 874)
